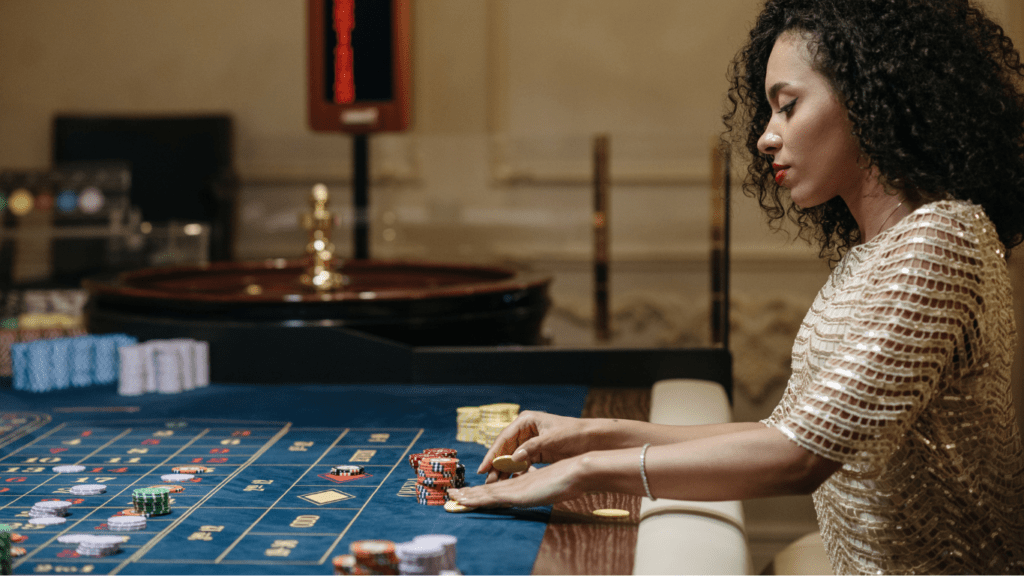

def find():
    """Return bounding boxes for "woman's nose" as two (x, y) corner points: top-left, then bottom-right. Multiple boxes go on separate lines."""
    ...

(758, 128), (782, 155)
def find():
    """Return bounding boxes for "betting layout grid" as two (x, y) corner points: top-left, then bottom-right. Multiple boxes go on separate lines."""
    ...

(0, 418), (432, 575)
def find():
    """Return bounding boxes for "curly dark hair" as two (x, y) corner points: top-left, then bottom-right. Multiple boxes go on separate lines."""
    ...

(723, 0), (1024, 262)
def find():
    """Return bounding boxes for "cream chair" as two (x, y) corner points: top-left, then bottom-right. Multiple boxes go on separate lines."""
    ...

(633, 379), (753, 575)
(763, 531), (832, 575)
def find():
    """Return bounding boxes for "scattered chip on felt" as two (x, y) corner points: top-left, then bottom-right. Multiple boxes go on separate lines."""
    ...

(591, 508), (630, 518)
(491, 455), (529, 474)
(444, 500), (476, 513)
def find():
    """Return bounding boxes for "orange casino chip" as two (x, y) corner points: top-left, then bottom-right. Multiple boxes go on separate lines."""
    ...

(350, 539), (399, 573)
(332, 554), (356, 575)
(151, 484), (184, 493)
(172, 466), (211, 474)
(118, 508), (150, 518)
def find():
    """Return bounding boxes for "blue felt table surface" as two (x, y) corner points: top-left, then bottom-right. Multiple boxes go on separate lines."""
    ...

(0, 382), (589, 575)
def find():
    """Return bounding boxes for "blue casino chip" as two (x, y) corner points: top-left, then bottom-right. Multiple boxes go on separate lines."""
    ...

(71, 337), (93, 387)
(50, 339), (71, 391)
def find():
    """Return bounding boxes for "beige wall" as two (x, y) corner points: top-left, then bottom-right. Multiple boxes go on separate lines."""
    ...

(2, 0), (1022, 570)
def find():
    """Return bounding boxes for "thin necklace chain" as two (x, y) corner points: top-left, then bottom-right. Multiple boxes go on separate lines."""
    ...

(875, 199), (904, 237)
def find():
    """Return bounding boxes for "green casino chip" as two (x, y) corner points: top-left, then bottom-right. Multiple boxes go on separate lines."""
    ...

(133, 487), (171, 497)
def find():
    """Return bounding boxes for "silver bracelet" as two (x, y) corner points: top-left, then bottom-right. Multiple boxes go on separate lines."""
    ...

(639, 442), (656, 500)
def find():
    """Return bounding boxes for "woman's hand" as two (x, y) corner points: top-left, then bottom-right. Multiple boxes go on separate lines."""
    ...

(450, 456), (590, 508)
(478, 411), (595, 482)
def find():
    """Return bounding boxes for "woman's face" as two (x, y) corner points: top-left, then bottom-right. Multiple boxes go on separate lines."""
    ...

(757, 31), (867, 208)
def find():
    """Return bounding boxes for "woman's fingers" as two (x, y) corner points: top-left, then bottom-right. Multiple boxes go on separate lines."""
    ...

(477, 412), (544, 473)
(449, 459), (580, 508)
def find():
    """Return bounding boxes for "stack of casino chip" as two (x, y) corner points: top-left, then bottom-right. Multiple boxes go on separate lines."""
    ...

(455, 407), (480, 442)
(28, 516), (66, 527)
(107, 515), (146, 532)
(57, 533), (91, 546)
(332, 554), (358, 575)
(70, 483), (107, 496)
(75, 534), (125, 557)
(408, 448), (457, 469)
(118, 338), (210, 397)
(330, 465), (364, 477)
(11, 333), (136, 392)
(132, 487), (171, 516)
(475, 403), (520, 447)
(1, 523), (12, 576)
(332, 539), (400, 575)
(411, 450), (464, 506)
(395, 534), (460, 575)
(30, 500), (71, 519)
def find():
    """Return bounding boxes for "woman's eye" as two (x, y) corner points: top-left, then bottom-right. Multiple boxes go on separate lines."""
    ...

(780, 99), (797, 115)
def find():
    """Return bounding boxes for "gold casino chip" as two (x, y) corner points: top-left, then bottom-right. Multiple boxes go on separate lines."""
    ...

(443, 500), (476, 513)
(591, 508), (630, 519)
(491, 455), (530, 474)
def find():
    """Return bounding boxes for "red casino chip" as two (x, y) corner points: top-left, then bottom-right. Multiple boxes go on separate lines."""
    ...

(422, 448), (458, 458)
(415, 495), (449, 504)
(417, 469), (463, 480)
(418, 457), (460, 472)
(416, 474), (456, 485)
(408, 453), (425, 470)
(415, 468), (459, 476)
(415, 468), (463, 478)
(415, 486), (452, 501)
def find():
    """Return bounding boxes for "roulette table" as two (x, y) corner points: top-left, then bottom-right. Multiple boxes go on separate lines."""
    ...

(0, 378), (666, 575)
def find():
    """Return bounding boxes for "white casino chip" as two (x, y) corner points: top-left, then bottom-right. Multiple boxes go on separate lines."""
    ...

(107, 516), (146, 531)
(28, 516), (67, 526)
(160, 473), (194, 482)
(31, 501), (71, 516)
(83, 534), (128, 545)
(32, 500), (71, 509)
(71, 484), (107, 495)
(57, 534), (93, 544)
(52, 465), (86, 473)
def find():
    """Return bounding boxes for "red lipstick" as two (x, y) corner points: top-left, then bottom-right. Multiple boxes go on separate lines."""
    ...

(773, 163), (789, 185)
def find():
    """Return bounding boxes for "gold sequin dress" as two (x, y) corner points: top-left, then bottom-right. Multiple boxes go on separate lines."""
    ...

(764, 200), (1024, 574)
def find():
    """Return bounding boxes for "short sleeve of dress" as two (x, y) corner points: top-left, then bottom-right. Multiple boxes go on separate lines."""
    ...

(765, 207), (991, 466)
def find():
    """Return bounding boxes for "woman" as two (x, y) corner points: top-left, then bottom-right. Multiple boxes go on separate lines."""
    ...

(449, 0), (1024, 572)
